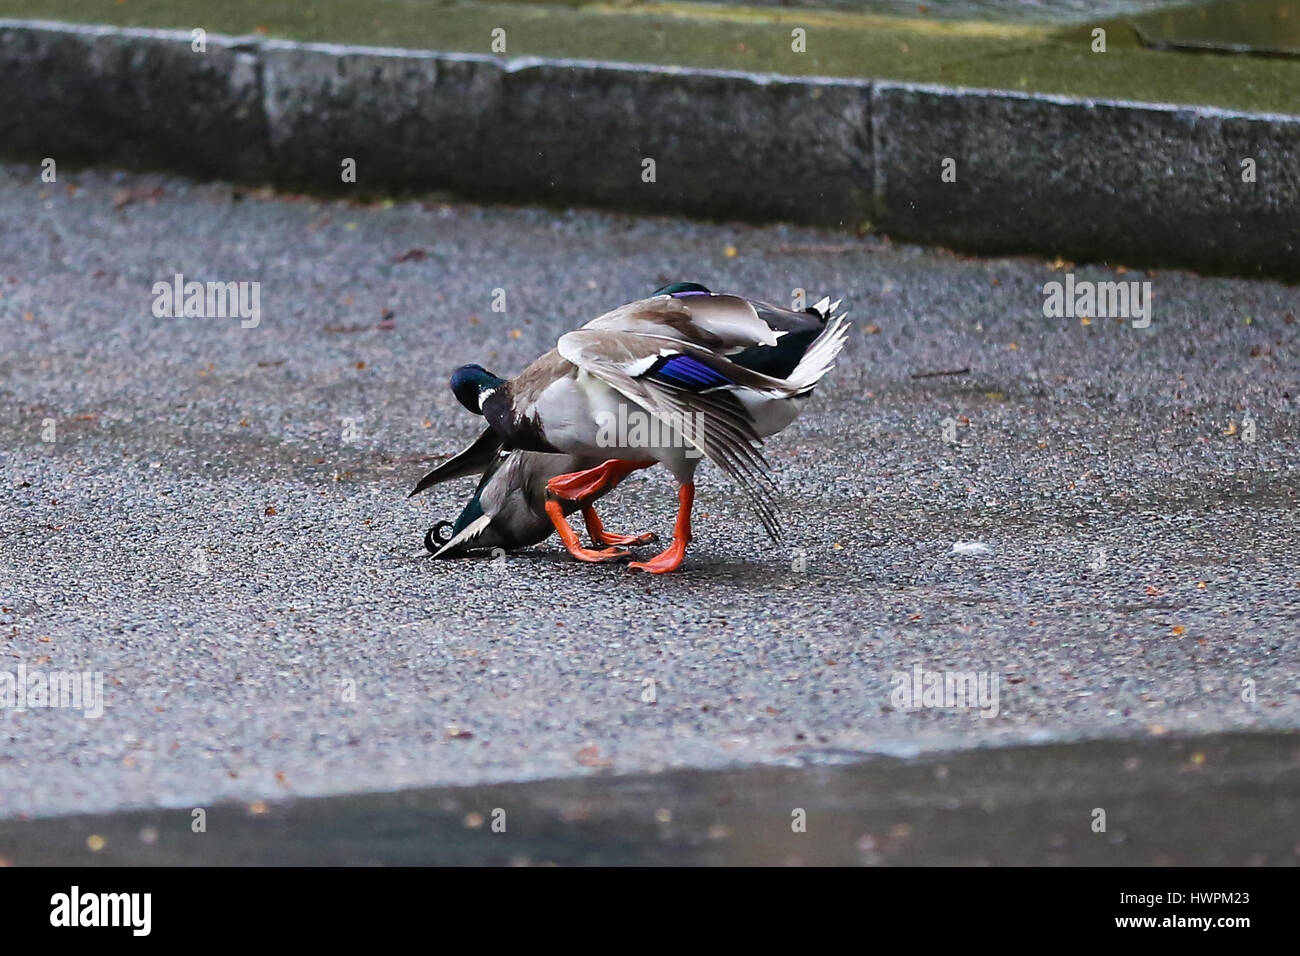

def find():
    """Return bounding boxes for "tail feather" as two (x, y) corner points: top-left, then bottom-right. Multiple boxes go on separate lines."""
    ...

(784, 307), (850, 394)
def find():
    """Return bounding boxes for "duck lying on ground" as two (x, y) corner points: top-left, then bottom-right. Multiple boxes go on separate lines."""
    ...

(411, 444), (655, 559)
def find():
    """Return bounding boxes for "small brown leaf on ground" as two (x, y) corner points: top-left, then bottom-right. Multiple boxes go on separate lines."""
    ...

(392, 248), (428, 263)
(863, 324), (881, 334)
(576, 745), (612, 768)
(354, 361), (366, 370)
(264, 506), (277, 516)
(112, 186), (164, 210)
(1171, 625), (1186, 635)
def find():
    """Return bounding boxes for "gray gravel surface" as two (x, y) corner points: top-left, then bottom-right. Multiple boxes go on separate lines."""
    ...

(0, 163), (1297, 822)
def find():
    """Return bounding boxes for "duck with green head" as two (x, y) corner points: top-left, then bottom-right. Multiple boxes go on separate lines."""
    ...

(423, 282), (849, 573)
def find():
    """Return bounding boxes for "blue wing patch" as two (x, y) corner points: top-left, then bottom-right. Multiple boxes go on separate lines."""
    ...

(647, 353), (731, 390)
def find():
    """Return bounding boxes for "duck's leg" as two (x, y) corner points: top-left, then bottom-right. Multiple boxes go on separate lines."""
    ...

(544, 459), (654, 564)
(547, 458), (652, 502)
(581, 505), (658, 547)
(543, 500), (631, 562)
(628, 483), (694, 574)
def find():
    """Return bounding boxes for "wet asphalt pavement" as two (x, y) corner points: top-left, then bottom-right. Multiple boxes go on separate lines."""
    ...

(3, 731), (1295, 865)
(0, 163), (1297, 861)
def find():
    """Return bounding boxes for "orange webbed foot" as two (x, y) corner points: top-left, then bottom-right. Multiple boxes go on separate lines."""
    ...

(582, 506), (657, 548)
(545, 499), (631, 564)
(627, 538), (688, 574)
(627, 484), (693, 574)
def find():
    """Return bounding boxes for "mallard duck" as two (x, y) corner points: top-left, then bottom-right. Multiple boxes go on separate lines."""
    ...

(411, 445), (655, 559)
(441, 283), (848, 573)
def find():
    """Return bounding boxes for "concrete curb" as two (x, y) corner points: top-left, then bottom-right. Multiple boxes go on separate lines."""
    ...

(2, 19), (1297, 277)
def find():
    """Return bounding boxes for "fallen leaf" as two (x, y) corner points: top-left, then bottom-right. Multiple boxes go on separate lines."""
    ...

(576, 745), (612, 768)
(112, 186), (164, 210)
